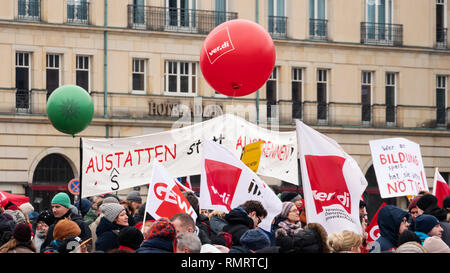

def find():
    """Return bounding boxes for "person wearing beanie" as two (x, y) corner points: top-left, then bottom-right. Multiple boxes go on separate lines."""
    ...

(416, 194), (450, 247)
(126, 190), (142, 211)
(41, 218), (81, 253)
(0, 222), (36, 253)
(95, 203), (128, 252)
(40, 192), (92, 252)
(414, 214), (444, 243)
(273, 202), (302, 237)
(32, 209), (55, 253)
(229, 228), (271, 253)
(117, 226), (143, 252)
(423, 236), (450, 253)
(136, 217), (177, 253)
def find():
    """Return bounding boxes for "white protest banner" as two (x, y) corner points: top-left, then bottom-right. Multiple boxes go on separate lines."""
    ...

(296, 120), (367, 235)
(146, 162), (197, 222)
(199, 140), (282, 232)
(81, 114), (298, 197)
(369, 137), (428, 198)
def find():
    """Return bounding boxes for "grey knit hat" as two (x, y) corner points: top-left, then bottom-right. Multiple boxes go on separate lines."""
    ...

(102, 196), (120, 204)
(126, 191), (142, 203)
(100, 203), (125, 223)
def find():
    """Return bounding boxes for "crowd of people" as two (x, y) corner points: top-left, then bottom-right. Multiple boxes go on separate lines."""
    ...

(0, 187), (449, 254)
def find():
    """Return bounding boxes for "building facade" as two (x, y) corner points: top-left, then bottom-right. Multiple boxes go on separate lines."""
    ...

(0, 0), (449, 218)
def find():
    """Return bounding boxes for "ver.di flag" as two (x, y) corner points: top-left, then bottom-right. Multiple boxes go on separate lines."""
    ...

(433, 168), (450, 208)
(296, 120), (368, 235)
(146, 162), (197, 222)
(199, 140), (282, 232)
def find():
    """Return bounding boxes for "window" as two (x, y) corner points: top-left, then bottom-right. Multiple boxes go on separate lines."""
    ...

(268, 0), (286, 36)
(76, 55), (90, 92)
(18, 0), (40, 21)
(436, 0), (447, 48)
(365, 0), (393, 41)
(266, 67), (278, 119)
(167, 0), (196, 28)
(436, 75), (447, 125)
(317, 69), (328, 123)
(68, 0), (89, 24)
(362, 71), (373, 124)
(46, 54), (61, 99)
(292, 68), (304, 120)
(133, 0), (145, 25)
(164, 61), (197, 95)
(132, 59), (146, 92)
(385, 72), (397, 125)
(309, 0), (327, 39)
(16, 52), (31, 110)
(215, 0), (227, 25)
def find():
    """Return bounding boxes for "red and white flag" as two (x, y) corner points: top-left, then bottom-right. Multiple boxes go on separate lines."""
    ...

(185, 176), (192, 190)
(146, 162), (197, 222)
(296, 120), (368, 234)
(433, 168), (450, 208)
(199, 140), (282, 232)
(366, 203), (387, 243)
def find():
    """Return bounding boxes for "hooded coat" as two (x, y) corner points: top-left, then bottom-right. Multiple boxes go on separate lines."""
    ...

(370, 205), (408, 252)
(223, 206), (254, 246)
(95, 216), (126, 252)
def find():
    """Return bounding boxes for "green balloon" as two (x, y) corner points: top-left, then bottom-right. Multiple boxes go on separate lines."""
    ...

(46, 85), (94, 136)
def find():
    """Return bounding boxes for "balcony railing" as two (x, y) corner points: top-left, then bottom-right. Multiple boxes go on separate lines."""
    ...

(436, 27), (448, 49)
(309, 19), (328, 40)
(361, 22), (403, 46)
(17, 0), (40, 21)
(127, 5), (238, 34)
(268, 16), (287, 38)
(16, 89), (31, 112)
(67, 2), (90, 25)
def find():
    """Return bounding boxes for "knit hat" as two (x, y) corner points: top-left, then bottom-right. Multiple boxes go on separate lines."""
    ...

(279, 202), (296, 219)
(4, 209), (26, 224)
(118, 226), (144, 250)
(53, 218), (81, 241)
(12, 223), (31, 243)
(126, 191), (142, 203)
(408, 196), (421, 212)
(19, 202), (34, 216)
(443, 195), (450, 209)
(100, 203), (125, 223)
(102, 196), (120, 205)
(395, 241), (427, 253)
(423, 236), (450, 253)
(147, 217), (176, 241)
(51, 192), (71, 209)
(240, 228), (270, 251)
(74, 198), (92, 217)
(37, 209), (55, 226)
(280, 191), (302, 203)
(417, 194), (438, 211)
(414, 214), (440, 234)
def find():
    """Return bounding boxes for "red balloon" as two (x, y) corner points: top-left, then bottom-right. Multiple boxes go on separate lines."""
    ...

(200, 19), (276, 97)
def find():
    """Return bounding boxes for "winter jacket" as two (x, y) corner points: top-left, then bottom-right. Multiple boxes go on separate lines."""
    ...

(439, 221), (450, 247)
(370, 205), (408, 253)
(42, 240), (62, 253)
(292, 228), (323, 253)
(5, 243), (35, 253)
(415, 231), (430, 244)
(95, 216), (126, 252)
(210, 215), (227, 234)
(223, 207), (254, 246)
(135, 237), (174, 253)
(40, 210), (92, 252)
(83, 208), (99, 226)
(0, 213), (15, 247)
(228, 245), (251, 253)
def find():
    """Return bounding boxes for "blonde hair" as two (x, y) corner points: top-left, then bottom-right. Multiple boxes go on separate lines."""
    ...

(327, 230), (362, 253)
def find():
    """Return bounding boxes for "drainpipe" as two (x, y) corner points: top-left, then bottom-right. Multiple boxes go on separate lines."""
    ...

(255, 0), (260, 125)
(104, 0), (109, 138)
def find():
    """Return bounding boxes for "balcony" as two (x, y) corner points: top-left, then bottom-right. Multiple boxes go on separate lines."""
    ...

(309, 19), (328, 40)
(127, 5), (238, 35)
(268, 16), (287, 39)
(67, 2), (90, 25)
(17, 0), (40, 22)
(360, 22), (403, 46)
(436, 28), (448, 49)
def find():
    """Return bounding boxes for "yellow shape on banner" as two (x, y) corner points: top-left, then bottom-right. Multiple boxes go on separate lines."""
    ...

(240, 141), (264, 173)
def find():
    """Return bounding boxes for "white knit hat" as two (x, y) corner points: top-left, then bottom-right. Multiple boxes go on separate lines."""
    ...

(100, 203), (125, 223)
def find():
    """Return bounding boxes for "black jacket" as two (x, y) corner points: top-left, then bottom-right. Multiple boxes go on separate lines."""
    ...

(135, 238), (173, 253)
(223, 207), (254, 246)
(40, 210), (92, 252)
(95, 216), (126, 252)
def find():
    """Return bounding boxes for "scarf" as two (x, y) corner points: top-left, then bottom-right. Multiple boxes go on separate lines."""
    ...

(278, 220), (303, 236)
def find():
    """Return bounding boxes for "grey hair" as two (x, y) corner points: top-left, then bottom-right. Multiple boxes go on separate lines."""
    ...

(177, 232), (202, 253)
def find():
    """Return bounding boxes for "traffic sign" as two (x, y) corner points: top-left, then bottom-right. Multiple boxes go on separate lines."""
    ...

(68, 179), (80, 195)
